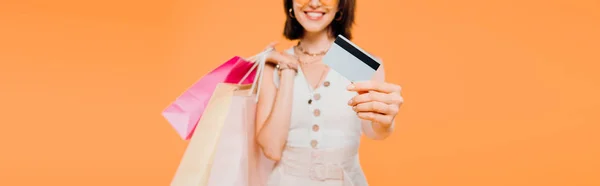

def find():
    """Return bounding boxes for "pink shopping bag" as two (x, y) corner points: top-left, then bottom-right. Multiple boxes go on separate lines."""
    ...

(162, 56), (257, 140)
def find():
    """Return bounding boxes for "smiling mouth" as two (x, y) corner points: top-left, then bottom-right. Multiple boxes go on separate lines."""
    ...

(304, 11), (325, 19)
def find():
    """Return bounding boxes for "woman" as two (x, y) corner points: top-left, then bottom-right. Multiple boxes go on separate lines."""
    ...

(255, 0), (404, 185)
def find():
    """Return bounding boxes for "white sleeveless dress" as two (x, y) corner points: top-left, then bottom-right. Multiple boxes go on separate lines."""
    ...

(265, 48), (383, 186)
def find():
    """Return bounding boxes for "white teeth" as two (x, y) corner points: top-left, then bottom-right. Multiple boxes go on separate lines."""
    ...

(306, 12), (324, 18)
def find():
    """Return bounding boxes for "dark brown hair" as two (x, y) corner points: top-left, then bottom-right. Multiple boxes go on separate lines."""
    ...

(283, 0), (356, 40)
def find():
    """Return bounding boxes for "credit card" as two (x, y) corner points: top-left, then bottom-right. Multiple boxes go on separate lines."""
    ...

(322, 35), (381, 82)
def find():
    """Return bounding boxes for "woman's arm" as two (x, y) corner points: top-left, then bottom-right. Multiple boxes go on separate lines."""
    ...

(255, 51), (298, 161)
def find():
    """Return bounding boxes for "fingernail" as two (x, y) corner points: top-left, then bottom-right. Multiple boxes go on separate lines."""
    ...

(348, 99), (353, 105)
(347, 84), (354, 90)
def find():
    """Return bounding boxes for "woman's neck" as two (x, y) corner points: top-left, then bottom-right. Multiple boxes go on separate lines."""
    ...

(299, 30), (334, 53)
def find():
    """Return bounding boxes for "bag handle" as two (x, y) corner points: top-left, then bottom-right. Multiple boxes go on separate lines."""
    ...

(253, 53), (268, 101)
(236, 47), (274, 102)
(237, 47), (273, 85)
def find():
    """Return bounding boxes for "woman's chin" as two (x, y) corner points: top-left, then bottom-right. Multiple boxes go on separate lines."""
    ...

(301, 24), (330, 34)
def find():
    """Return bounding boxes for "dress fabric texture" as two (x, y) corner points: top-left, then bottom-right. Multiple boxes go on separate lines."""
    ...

(265, 48), (369, 186)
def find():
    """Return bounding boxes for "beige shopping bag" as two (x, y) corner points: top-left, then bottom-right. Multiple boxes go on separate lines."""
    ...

(170, 49), (275, 186)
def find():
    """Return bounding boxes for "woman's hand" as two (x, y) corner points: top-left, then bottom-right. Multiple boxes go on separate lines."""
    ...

(264, 42), (299, 78)
(264, 42), (299, 66)
(347, 81), (403, 128)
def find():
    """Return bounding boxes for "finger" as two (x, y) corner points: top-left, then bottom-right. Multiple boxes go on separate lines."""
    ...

(353, 101), (398, 115)
(267, 51), (292, 64)
(357, 112), (394, 125)
(266, 52), (281, 64)
(348, 92), (393, 106)
(347, 81), (401, 94)
(353, 83), (369, 95)
(392, 95), (404, 106)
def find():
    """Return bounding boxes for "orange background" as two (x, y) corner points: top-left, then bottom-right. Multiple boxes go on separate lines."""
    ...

(1, 0), (599, 185)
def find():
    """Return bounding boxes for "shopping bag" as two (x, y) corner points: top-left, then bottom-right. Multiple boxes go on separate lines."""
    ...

(162, 56), (258, 140)
(170, 49), (275, 186)
(207, 55), (276, 186)
(204, 83), (274, 186)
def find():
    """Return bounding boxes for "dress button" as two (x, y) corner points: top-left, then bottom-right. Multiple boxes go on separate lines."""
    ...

(310, 140), (318, 148)
(312, 124), (320, 132)
(324, 81), (331, 87)
(313, 109), (321, 117)
(313, 93), (321, 101)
